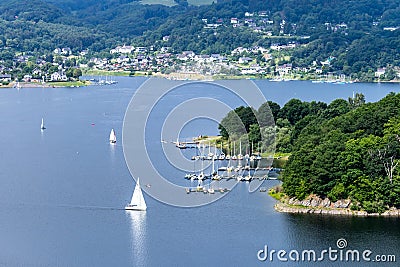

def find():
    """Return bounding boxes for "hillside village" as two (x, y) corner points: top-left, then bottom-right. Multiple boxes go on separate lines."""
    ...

(1, 10), (400, 84)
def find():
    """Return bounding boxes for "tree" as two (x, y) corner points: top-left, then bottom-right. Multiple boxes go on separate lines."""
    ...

(258, 101), (280, 126)
(348, 92), (365, 109)
(65, 68), (82, 79)
(72, 68), (82, 78)
(321, 98), (350, 119)
(218, 106), (257, 139)
(248, 123), (261, 144)
(278, 99), (310, 125)
(66, 68), (74, 78)
(309, 101), (327, 115)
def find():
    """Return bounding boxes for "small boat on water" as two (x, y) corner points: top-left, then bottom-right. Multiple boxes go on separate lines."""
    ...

(176, 142), (187, 149)
(125, 178), (147, 211)
(109, 129), (117, 144)
(40, 118), (46, 130)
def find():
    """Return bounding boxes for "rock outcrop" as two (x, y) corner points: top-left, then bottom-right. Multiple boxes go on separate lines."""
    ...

(274, 194), (399, 217)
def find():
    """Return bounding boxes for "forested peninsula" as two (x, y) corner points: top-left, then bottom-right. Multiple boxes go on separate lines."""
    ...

(218, 93), (400, 215)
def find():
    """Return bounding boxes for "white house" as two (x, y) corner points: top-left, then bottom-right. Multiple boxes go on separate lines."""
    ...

(276, 64), (292, 74)
(383, 27), (399, 31)
(50, 72), (68, 81)
(135, 47), (148, 53)
(231, 47), (249, 55)
(0, 74), (11, 82)
(23, 75), (32, 82)
(194, 54), (211, 63)
(238, 57), (253, 64)
(231, 18), (239, 24)
(375, 68), (386, 77)
(110, 45), (135, 54)
(61, 47), (72, 55)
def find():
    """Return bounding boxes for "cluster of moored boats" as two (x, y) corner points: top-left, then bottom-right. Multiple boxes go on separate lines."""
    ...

(191, 151), (263, 161)
(88, 77), (118, 86)
(184, 167), (276, 182)
(185, 186), (229, 194)
(190, 141), (263, 161)
(181, 140), (279, 194)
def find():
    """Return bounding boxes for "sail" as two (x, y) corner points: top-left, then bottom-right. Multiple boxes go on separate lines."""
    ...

(129, 178), (147, 210)
(41, 118), (46, 129)
(109, 129), (116, 143)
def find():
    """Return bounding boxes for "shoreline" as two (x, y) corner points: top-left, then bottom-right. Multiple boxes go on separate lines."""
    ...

(274, 202), (400, 217)
(1, 81), (91, 89)
(4, 73), (400, 89)
(83, 69), (400, 83)
(269, 188), (400, 217)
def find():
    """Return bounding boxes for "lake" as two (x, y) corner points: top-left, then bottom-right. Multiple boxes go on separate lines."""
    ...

(0, 77), (398, 266)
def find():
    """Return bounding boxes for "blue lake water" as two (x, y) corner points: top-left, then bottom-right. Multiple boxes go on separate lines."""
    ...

(0, 77), (399, 266)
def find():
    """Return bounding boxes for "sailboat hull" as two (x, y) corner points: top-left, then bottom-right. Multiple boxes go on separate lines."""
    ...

(125, 205), (147, 211)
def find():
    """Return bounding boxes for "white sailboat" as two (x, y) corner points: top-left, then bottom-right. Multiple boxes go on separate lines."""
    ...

(218, 143), (225, 160)
(125, 178), (147, 211)
(109, 129), (117, 144)
(237, 141), (243, 160)
(40, 118), (46, 130)
(231, 142), (237, 160)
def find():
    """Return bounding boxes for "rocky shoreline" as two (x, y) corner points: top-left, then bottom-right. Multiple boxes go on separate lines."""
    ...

(273, 194), (400, 217)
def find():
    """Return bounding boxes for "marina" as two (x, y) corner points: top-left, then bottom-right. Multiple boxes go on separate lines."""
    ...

(169, 139), (280, 194)
(88, 76), (118, 85)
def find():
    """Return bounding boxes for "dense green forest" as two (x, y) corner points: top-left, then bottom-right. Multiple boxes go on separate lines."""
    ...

(218, 93), (400, 213)
(0, 0), (399, 78)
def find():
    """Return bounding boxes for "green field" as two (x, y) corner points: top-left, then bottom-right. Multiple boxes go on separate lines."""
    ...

(47, 80), (89, 87)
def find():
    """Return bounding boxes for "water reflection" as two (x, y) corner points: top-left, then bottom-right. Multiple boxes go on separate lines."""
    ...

(109, 142), (116, 165)
(282, 214), (400, 266)
(126, 210), (148, 266)
(40, 128), (45, 140)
